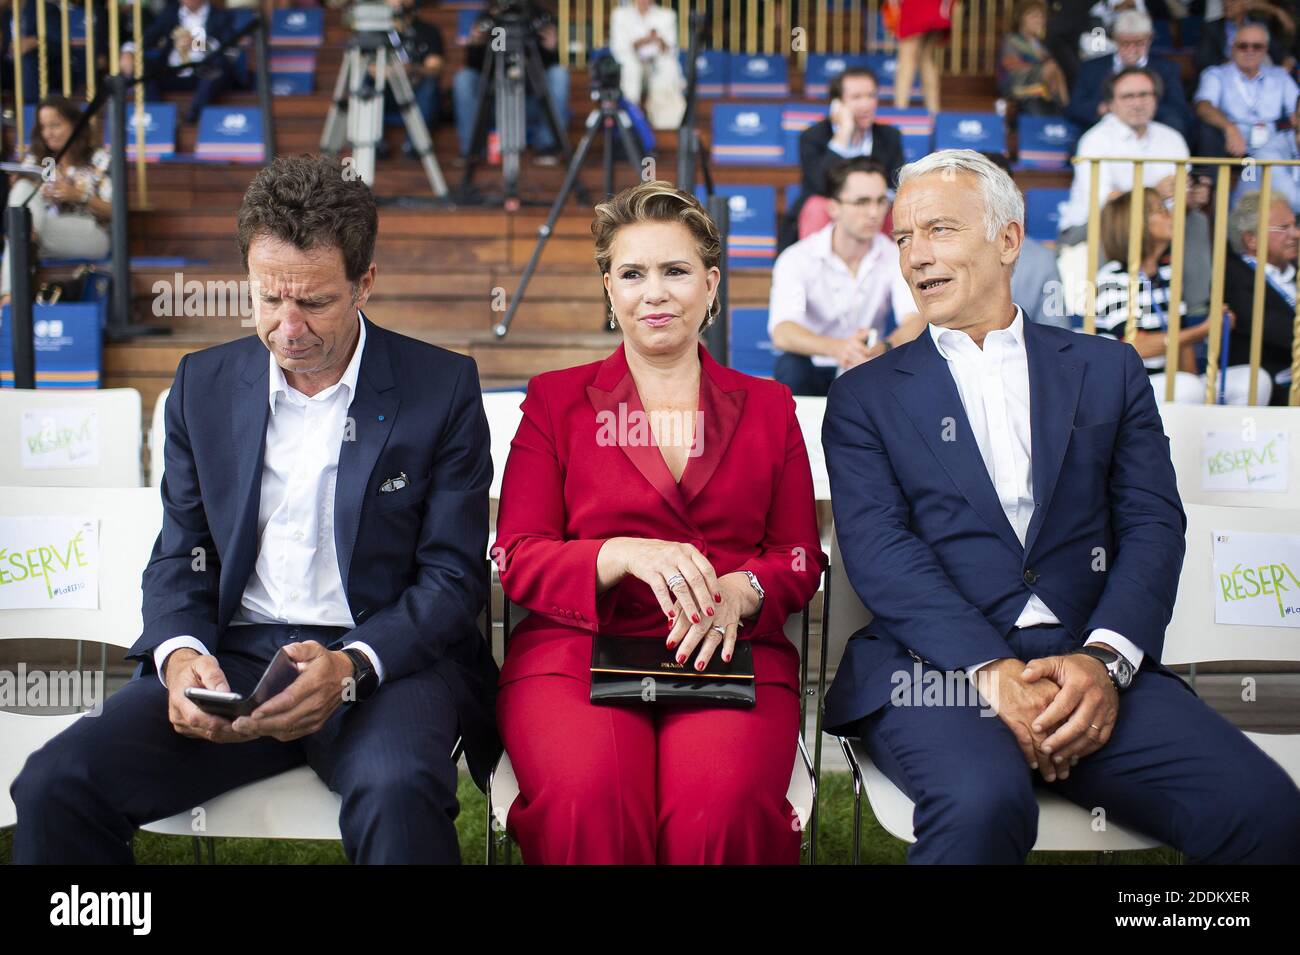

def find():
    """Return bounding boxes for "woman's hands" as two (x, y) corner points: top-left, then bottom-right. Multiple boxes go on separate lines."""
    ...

(599, 537), (721, 622)
(665, 571), (761, 671)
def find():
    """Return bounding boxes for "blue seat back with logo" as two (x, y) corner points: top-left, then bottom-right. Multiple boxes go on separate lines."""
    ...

(711, 104), (785, 165)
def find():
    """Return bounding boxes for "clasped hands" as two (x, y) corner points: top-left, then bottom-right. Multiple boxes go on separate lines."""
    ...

(974, 650), (1119, 783)
(163, 641), (354, 744)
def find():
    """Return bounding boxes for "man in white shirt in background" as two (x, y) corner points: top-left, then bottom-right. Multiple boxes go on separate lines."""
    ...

(609, 0), (686, 129)
(768, 156), (922, 396)
(1058, 65), (1189, 241)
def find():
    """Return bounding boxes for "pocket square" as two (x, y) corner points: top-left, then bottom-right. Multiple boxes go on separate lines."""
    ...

(379, 472), (409, 493)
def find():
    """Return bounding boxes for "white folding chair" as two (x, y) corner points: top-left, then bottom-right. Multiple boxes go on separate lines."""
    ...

(149, 387), (169, 489)
(818, 527), (1159, 862)
(482, 390), (526, 505)
(793, 396), (830, 504)
(1163, 503), (1300, 789)
(0, 487), (161, 829)
(486, 596), (820, 864)
(1157, 402), (1300, 509)
(0, 388), (143, 487)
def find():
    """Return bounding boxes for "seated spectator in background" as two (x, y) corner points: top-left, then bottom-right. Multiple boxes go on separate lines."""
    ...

(1066, 9), (1192, 135)
(383, 0), (445, 159)
(3, 0), (70, 99)
(779, 66), (904, 252)
(769, 158), (921, 397)
(1234, 102), (1300, 213)
(1194, 0), (1294, 73)
(1093, 189), (1252, 404)
(1224, 190), (1300, 404)
(1, 95), (111, 305)
(1194, 21), (1299, 157)
(609, 0), (685, 129)
(1059, 67), (1188, 238)
(120, 0), (240, 125)
(999, 0), (1070, 115)
(453, 0), (569, 165)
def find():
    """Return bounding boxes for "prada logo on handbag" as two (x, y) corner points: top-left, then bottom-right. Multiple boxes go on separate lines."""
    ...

(379, 472), (409, 493)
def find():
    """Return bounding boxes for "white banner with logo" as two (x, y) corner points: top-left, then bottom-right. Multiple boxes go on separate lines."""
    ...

(20, 407), (100, 470)
(1202, 429), (1288, 492)
(1212, 530), (1300, 627)
(0, 516), (100, 609)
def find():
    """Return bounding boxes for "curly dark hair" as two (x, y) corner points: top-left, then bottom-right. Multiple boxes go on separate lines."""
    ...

(236, 154), (378, 283)
(31, 95), (98, 168)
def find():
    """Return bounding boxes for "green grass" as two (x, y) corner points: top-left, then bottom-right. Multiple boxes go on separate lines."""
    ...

(0, 772), (1178, 864)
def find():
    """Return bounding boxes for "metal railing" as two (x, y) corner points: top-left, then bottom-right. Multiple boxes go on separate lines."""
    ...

(557, 0), (1008, 74)
(1074, 155), (1300, 407)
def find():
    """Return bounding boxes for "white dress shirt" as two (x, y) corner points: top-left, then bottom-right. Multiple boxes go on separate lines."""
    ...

(768, 224), (916, 367)
(155, 314), (385, 686)
(927, 308), (1144, 673)
(609, 4), (679, 64)
(1059, 114), (1189, 232)
(827, 127), (874, 160)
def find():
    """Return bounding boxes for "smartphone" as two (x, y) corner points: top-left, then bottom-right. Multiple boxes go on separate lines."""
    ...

(184, 647), (301, 720)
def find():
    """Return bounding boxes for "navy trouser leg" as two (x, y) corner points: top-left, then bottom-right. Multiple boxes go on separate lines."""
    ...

(10, 651), (305, 864)
(1051, 667), (1300, 863)
(860, 684), (1038, 864)
(303, 666), (462, 864)
(773, 353), (837, 397)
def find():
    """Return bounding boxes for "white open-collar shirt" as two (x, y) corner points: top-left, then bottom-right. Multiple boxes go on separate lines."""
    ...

(155, 313), (385, 685)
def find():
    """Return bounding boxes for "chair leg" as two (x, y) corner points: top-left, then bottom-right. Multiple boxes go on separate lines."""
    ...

(839, 736), (863, 866)
(191, 836), (202, 865)
(206, 837), (216, 865)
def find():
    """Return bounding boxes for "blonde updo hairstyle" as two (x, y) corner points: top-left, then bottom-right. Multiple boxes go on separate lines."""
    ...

(591, 180), (724, 330)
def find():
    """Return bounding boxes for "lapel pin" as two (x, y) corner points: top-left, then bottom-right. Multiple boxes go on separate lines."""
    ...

(378, 414), (385, 421)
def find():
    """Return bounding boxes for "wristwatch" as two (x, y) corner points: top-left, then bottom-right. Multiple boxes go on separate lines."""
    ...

(1073, 645), (1134, 692)
(342, 647), (379, 704)
(740, 570), (765, 623)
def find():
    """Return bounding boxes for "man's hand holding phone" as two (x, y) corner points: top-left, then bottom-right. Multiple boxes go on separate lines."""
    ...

(230, 641), (354, 743)
(164, 649), (257, 744)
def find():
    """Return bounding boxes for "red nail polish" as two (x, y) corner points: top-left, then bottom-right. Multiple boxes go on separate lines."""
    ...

(714, 592), (722, 602)
(696, 660), (705, 670)
(691, 613), (700, 624)
(724, 653), (731, 662)
(676, 654), (685, 664)
(667, 609), (675, 618)
(705, 607), (714, 617)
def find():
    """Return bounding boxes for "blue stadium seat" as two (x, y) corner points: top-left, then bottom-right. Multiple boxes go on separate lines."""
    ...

(933, 112), (1006, 153)
(729, 307), (778, 378)
(679, 50), (729, 97)
(1015, 115), (1080, 171)
(781, 101), (826, 164)
(101, 103), (178, 162)
(1024, 187), (1070, 245)
(803, 53), (871, 99)
(695, 185), (777, 270)
(710, 104), (786, 165)
(728, 54), (790, 97)
(195, 107), (265, 163)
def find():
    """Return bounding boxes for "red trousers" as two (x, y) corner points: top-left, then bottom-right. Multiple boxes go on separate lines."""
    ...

(498, 673), (802, 864)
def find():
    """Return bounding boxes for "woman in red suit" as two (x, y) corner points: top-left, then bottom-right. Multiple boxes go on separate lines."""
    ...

(493, 180), (827, 864)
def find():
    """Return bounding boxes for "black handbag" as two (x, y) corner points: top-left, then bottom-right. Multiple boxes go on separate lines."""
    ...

(590, 634), (755, 707)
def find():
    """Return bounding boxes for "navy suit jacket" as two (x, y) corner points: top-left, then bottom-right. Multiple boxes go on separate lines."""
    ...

(127, 315), (501, 785)
(1065, 55), (1192, 137)
(821, 320), (1186, 735)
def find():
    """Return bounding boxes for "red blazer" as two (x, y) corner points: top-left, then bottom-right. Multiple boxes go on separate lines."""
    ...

(494, 343), (828, 693)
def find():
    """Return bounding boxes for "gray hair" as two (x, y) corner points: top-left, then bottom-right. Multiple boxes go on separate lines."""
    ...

(896, 148), (1025, 242)
(1228, 190), (1288, 255)
(1236, 19), (1271, 41)
(1112, 10), (1153, 36)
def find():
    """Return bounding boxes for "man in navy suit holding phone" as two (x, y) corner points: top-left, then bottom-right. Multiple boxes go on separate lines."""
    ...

(822, 149), (1300, 863)
(11, 154), (499, 864)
